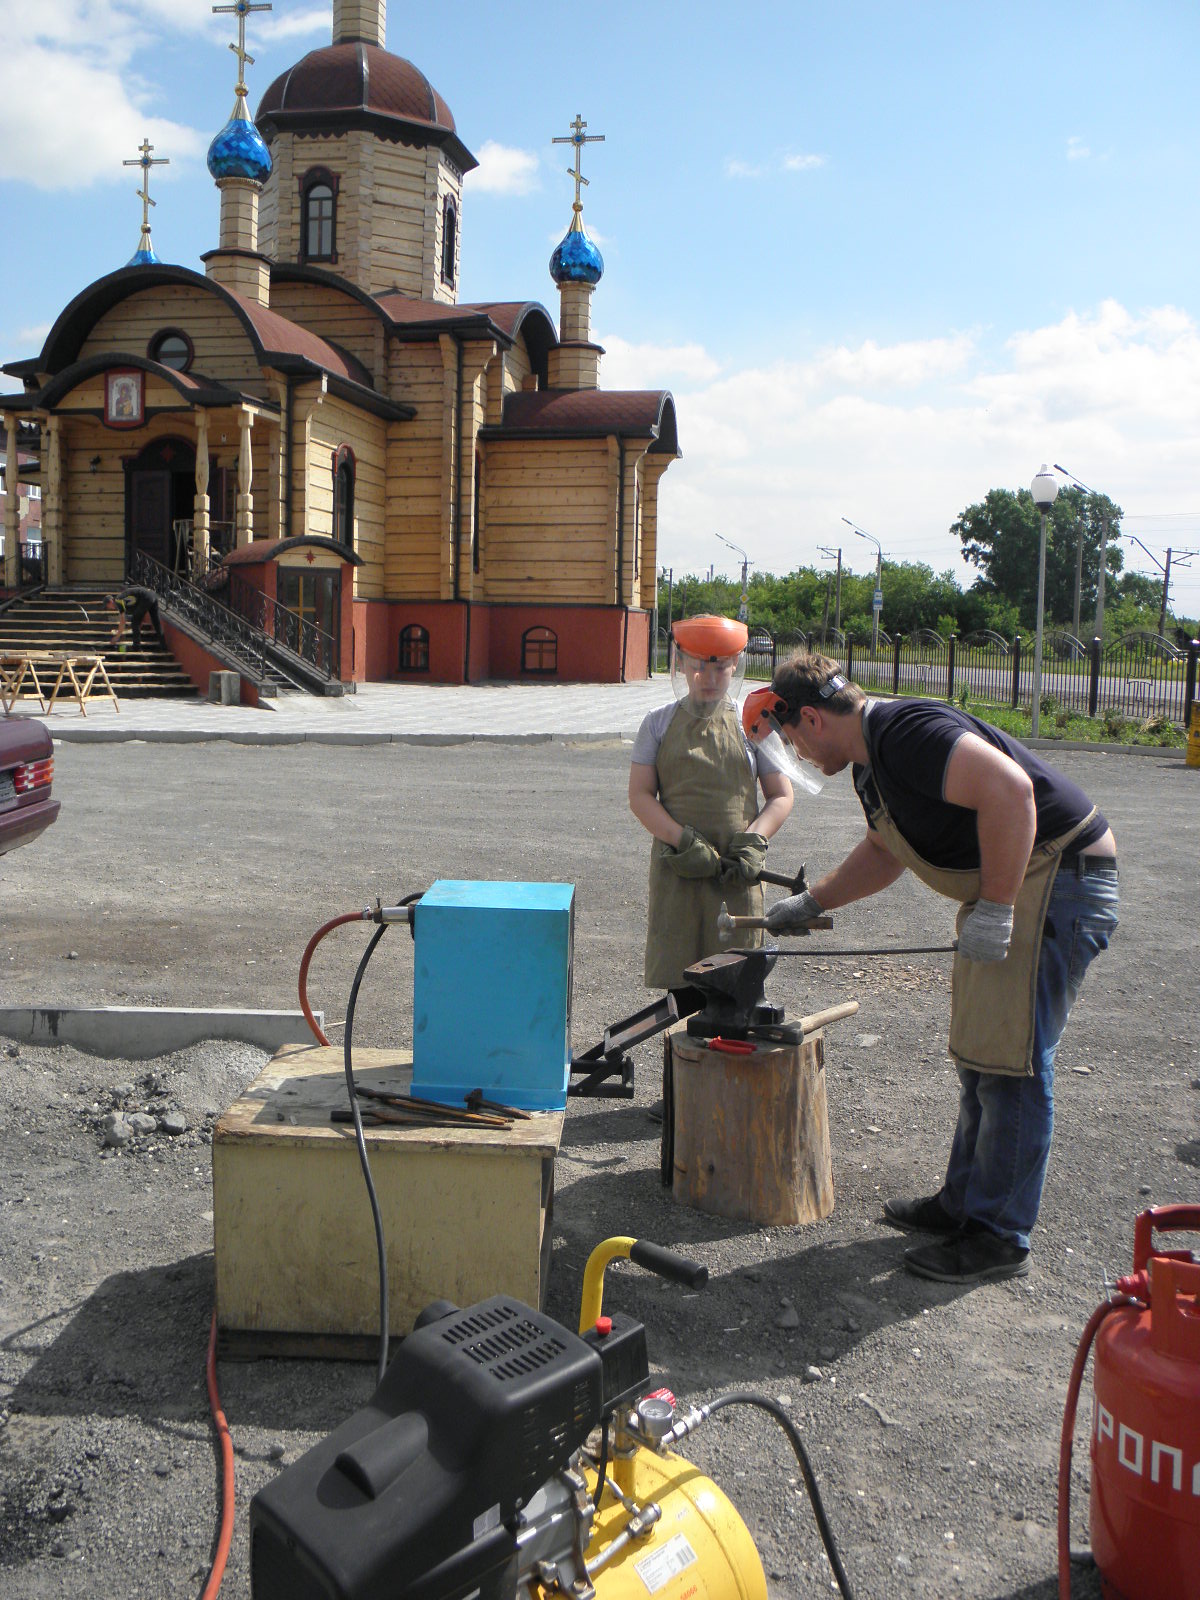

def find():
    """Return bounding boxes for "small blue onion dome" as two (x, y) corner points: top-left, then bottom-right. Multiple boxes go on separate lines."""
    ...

(549, 221), (603, 286)
(207, 112), (272, 183)
(128, 241), (160, 266)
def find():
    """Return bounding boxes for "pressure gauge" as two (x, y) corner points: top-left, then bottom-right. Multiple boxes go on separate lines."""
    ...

(635, 1395), (675, 1442)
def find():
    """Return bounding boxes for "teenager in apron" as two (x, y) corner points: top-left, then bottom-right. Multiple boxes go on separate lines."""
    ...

(629, 616), (794, 992)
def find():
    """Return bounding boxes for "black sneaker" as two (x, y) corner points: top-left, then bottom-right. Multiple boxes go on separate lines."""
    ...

(882, 1192), (959, 1234)
(903, 1224), (1030, 1284)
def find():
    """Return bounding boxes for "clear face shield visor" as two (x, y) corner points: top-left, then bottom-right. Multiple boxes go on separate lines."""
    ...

(740, 688), (828, 796)
(670, 643), (747, 717)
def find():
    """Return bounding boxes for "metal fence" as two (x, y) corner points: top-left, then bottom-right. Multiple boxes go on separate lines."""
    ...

(653, 621), (1200, 728)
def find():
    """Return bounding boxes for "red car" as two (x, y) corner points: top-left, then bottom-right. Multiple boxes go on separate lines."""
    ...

(0, 717), (60, 855)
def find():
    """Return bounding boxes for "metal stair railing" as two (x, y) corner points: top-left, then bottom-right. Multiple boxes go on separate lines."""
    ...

(224, 569), (339, 682)
(130, 549), (309, 692)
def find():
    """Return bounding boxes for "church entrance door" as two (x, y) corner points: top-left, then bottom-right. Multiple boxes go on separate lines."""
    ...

(125, 436), (195, 575)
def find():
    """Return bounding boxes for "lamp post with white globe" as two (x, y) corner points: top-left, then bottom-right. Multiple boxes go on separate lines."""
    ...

(1030, 464), (1060, 736)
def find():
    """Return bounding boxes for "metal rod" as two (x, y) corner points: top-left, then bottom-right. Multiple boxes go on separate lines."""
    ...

(768, 943), (958, 957)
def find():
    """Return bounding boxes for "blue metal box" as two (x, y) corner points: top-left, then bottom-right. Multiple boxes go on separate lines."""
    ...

(410, 881), (575, 1111)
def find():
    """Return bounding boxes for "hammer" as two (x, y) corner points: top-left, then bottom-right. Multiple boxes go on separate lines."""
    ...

(717, 900), (833, 942)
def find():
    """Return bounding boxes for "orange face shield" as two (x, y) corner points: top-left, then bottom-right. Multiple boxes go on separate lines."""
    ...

(740, 686), (827, 796)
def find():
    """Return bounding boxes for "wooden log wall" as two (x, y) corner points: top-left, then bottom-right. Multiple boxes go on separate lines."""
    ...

(639, 455), (671, 609)
(307, 396), (386, 596)
(478, 437), (617, 604)
(383, 342), (446, 598)
(268, 280), (386, 385)
(261, 130), (461, 303)
(77, 286), (265, 393)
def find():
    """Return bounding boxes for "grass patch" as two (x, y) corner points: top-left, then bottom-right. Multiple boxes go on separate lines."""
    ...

(961, 700), (1185, 748)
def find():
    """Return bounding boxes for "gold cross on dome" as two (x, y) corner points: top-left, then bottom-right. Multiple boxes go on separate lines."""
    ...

(123, 137), (169, 235)
(552, 113), (604, 213)
(213, 0), (272, 96)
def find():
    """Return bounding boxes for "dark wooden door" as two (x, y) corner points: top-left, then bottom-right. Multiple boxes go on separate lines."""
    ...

(129, 471), (171, 567)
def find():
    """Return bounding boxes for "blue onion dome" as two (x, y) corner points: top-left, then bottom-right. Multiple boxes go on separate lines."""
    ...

(128, 241), (160, 266)
(207, 108), (272, 182)
(549, 217), (604, 286)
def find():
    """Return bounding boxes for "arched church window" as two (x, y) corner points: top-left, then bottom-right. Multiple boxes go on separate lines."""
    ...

(441, 197), (457, 287)
(399, 625), (430, 673)
(300, 169), (339, 263)
(148, 329), (193, 372)
(332, 445), (355, 547)
(521, 626), (557, 677)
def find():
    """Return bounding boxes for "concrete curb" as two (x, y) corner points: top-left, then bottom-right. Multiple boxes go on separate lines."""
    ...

(46, 727), (638, 747)
(0, 1006), (320, 1059)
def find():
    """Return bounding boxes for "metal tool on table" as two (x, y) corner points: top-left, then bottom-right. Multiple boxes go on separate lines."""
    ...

(354, 1083), (511, 1128)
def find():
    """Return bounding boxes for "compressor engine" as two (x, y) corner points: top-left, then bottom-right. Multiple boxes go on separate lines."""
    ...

(249, 1242), (796, 1600)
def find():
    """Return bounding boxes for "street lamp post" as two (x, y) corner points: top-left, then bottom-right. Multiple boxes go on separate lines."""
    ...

(843, 517), (883, 652)
(715, 532), (751, 622)
(1030, 464), (1059, 737)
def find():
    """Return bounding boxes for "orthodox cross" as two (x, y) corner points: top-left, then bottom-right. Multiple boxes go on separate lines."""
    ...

(212, 0), (272, 95)
(123, 137), (169, 239)
(552, 114), (604, 213)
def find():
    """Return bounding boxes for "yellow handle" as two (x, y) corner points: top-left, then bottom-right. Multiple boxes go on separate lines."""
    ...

(578, 1235), (636, 1333)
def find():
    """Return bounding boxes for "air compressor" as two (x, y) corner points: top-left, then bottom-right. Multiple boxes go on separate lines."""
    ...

(1058, 1204), (1200, 1599)
(249, 1235), (854, 1600)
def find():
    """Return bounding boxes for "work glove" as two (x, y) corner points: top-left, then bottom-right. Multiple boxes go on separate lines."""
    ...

(665, 826), (722, 879)
(957, 898), (1014, 962)
(765, 889), (824, 933)
(719, 831), (768, 885)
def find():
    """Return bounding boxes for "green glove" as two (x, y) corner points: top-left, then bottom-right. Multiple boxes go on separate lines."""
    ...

(719, 831), (768, 885)
(666, 825), (722, 879)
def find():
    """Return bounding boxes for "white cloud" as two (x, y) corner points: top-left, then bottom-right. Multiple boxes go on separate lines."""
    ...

(654, 302), (1200, 584)
(596, 334), (722, 389)
(257, 6), (332, 45)
(0, 43), (205, 188)
(726, 152), (825, 180)
(1067, 135), (1090, 160)
(725, 157), (765, 180)
(468, 140), (540, 195)
(16, 323), (52, 347)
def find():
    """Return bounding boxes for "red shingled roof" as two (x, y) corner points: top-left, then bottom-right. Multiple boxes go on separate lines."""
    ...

(258, 44), (456, 133)
(500, 389), (670, 436)
(226, 292), (372, 386)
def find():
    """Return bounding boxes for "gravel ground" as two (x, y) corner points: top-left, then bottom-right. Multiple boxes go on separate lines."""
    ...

(1, 738), (1197, 1599)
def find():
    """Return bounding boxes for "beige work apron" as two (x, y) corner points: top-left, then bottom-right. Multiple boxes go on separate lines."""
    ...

(644, 702), (763, 990)
(864, 792), (1097, 1076)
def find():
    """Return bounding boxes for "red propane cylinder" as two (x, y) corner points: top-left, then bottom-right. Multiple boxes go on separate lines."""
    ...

(1090, 1205), (1200, 1600)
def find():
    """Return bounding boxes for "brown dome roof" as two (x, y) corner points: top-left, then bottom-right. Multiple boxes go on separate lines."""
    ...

(256, 43), (475, 170)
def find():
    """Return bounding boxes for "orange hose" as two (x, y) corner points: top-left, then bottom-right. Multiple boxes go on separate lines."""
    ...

(200, 1309), (234, 1600)
(1057, 1299), (1127, 1598)
(298, 911), (365, 1045)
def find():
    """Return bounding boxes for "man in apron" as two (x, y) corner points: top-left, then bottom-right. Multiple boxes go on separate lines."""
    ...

(629, 615), (794, 994)
(752, 652), (1119, 1286)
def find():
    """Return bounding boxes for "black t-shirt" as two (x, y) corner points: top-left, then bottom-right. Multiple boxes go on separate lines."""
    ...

(852, 699), (1107, 870)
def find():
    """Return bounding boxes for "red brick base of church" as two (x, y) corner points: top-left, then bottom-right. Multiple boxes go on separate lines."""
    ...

(351, 601), (651, 685)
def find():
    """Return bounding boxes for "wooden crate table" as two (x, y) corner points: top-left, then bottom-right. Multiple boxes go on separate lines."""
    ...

(665, 1001), (858, 1226)
(213, 1042), (563, 1354)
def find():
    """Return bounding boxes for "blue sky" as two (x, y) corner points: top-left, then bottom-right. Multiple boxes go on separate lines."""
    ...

(3, 1), (1198, 618)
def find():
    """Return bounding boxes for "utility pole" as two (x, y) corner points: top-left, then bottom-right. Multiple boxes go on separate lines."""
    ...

(715, 533), (751, 622)
(1126, 536), (1197, 640)
(1054, 465), (1114, 639)
(841, 518), (884, 650)
(1072, 508), (1084, 639)
(818, 545), (843, 631)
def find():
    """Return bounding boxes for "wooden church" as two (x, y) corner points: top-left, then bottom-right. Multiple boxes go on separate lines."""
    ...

(0, 0), (678, 685)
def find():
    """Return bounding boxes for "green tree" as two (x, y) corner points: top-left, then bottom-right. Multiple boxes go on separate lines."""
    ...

(952, 486), (1124, 632)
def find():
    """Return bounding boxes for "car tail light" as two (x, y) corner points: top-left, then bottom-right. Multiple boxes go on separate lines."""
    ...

(14, 757), (53, 793)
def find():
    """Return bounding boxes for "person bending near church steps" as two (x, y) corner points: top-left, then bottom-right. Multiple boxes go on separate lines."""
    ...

(753, 652), (1118, 1287)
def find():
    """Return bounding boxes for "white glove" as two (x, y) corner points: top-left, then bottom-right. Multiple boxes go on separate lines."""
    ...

(957, 898), (1014, 962)
(765, 890), (824, 933)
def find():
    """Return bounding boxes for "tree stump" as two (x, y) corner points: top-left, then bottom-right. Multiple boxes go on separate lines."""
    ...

(666, 1009), (853, 1225)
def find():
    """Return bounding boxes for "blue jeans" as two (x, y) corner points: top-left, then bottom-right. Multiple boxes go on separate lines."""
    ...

(941, 860), (1119, 1250)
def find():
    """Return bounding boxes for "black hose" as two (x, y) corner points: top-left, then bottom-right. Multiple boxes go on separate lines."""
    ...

(707, 1391), (855, 1600)
(594, 1414), (611, 1511)
(342, 922), (390, 1386)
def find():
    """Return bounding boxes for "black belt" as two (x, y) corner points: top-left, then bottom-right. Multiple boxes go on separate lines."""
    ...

(1062, 854), (1118, 877)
